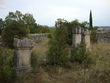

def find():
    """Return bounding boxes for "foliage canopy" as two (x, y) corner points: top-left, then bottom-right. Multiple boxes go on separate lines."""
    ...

(2, 20), (29, 48)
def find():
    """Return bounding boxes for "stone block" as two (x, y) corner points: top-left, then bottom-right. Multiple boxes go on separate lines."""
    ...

(14, 38), (34, 75)
(83, 29), (91, 51)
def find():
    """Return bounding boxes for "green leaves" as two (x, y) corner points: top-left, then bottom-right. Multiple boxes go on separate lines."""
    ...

(5, 10), (37, 33)
(2, 20), (29, 48)
(71, 43), (93, 66)
(47, 21), (69, 67)
(0, 47), (16, 83)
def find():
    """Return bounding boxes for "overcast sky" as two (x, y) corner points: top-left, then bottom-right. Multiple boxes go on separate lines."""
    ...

(0, 0), (110, 26)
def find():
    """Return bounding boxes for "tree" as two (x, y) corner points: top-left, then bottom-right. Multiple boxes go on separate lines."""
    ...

(89, 10), (93, 29)
(5, 10), (23, 24)
(47, 20), (69, 67)
(0, 18), (4, 35)
(23, 13), (37, 33)
(37, 25), (50, 33)
(2, 20), (29, 48)
(5, 10), (37, 33)
(66, 19), (88, 46)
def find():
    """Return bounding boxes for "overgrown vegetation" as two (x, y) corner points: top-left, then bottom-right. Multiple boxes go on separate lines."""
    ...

(47, 21), (70, 67)
(0, 10), (51, 34)
(2, 20), (29, 48)
(0, 10), (110, 83)
(0, 38), (110, 83)
(71, 42), (94, 67)
(18, 39), (110, 83)
(0, 47), (16, 83)
(90, 29), (97, 43)
(66, 19), (89, 46)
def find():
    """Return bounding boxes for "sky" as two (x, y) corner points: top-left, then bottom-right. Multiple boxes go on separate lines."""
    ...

(0, 0), (110, 26)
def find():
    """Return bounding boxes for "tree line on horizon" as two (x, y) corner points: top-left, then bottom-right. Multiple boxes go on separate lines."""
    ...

(0, 10), (95, 35)
(0, 10), (97, 48)
(0, 10), (51, 35)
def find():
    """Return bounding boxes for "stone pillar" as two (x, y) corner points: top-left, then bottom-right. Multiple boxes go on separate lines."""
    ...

(84, 29), (91, 51)
(71, 26), (83, 55)
(14, 38), (34, 75)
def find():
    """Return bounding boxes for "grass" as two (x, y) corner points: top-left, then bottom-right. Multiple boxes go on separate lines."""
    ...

(0, 47), (16, 83)
(0, 39), (110, 83)
(31, 38), (49, 66)
(18, 39), (110, 83)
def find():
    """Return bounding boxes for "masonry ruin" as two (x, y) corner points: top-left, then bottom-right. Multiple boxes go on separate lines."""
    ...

(29, 33), (48, 42)
(96, 32), (110, 43)
(71, 26), (82, 55)
(71, 26), (91, 55)
(84, 29), (91, 51)
(14, 38), (34, 75)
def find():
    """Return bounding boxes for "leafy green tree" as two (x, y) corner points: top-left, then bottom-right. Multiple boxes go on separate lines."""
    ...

(89, 10), (93, 29)
(47, 21), (69, 67)
(66, 19), (88, 46)
(5, 10), (37, 33)
(2, 20), (29, 48)
(0, 18), (5, 35)
(37, 25), (50, 33)
(22, 13), (37, 33)
(5, 10), (23, 24)
(66, 19), (81, 46)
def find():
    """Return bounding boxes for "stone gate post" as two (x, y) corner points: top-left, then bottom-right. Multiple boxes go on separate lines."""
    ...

(71, 26), (83, 55)
(14, 38), (34, 75)
(84, 29), (91, 51)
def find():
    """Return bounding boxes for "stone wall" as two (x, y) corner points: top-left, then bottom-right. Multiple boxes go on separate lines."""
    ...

(0, 33), (49, 46)
(29, 33), (49, 42)
(96, 32), (110, 43)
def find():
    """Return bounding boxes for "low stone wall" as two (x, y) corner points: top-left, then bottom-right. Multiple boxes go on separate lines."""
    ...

(0, 34), (49, 46)
(96, 32), (110, 43)
(29, 33), (49, 42)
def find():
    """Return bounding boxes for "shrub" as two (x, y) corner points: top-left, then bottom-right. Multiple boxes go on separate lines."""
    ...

(47, 22), (70, 67)
(71, 42), (93, 66)
(2, 20), (29, 48)
(90, 30), (97, 43)
(0, 47), (16, 83)
(31, 51), (39, 68)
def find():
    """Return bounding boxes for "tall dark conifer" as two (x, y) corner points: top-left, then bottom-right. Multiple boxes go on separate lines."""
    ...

(89, 10), (93, 29)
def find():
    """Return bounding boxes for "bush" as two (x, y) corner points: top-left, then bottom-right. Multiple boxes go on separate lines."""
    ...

(31, 51), (39, 68)
(71, 42), (93, 66)
(2, 20), (29, 48)
(0, 47), (16, 83)
(90, 30), (97, 43)
(47, 22), (70, 67)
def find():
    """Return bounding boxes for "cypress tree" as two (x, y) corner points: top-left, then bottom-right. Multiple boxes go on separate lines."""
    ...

(89, 10), (93, 29)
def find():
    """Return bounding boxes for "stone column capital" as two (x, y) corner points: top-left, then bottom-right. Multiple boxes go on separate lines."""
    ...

(84, 29), (91, 35)
(14, 38), (34, 49)
(72, 26), (84, 34)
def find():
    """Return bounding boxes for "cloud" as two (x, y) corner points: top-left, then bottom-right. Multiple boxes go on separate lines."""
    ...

(0, 0), (110, 26)
(0, 0), (6, 9)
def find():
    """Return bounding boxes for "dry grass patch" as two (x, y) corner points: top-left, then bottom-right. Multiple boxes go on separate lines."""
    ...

(16, 42), (110, 83)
